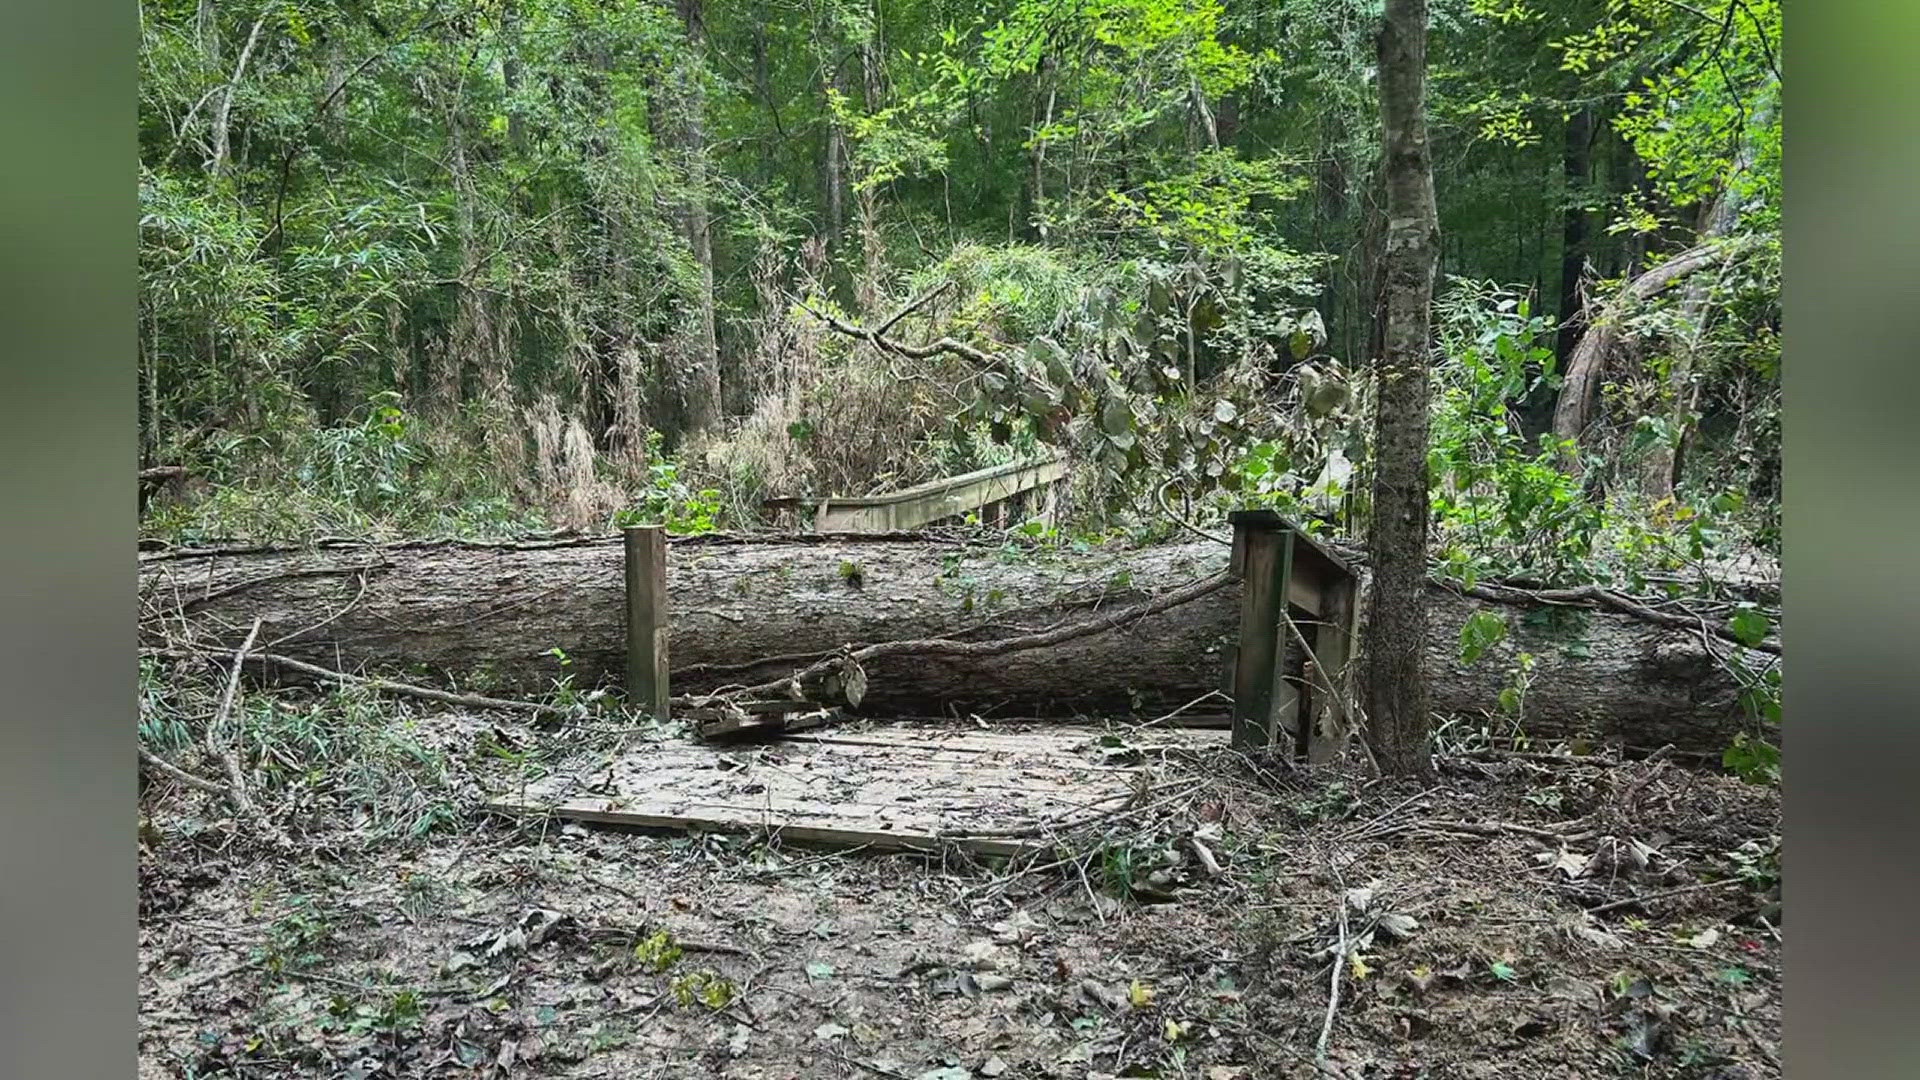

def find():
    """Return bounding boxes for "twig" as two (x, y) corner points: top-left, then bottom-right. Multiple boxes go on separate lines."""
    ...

(798, 296), (1003, 367)
(1404, 819), (1578, 844)
(1130, 689), (1228, 729)
(1154, 478), (1231, 546)
(873, 281), (954, 337)
(836, 1053), (913, 1080)
(164, 958), (252, 995)
(144, 646), (577, 719)
(160, 561), (386, 613)
(1280, 607), (1360, 754)
(1316, 889), (1349, 1063)
(1337, 788), (1433, 842)
(1584, 877), (1746, 916)
(265, 569), (371, 648)
(138, 747), (229, 796)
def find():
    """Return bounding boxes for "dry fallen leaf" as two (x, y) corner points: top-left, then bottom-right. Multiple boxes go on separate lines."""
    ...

(1376, 912), (1420, 939)
(1537, 848), (1592, 879)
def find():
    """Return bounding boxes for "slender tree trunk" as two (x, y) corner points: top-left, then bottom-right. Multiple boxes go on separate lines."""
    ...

(1556, 106), (1593, 367)
(1028, 55), (1056, 243)
(1361, 0), (1440, 778)
(854, 17), (886, 310)
(824, 34), (849, 262)
(502, 0), (527, 155)
(672, 0), (722, 435)
(209, 12), (268, 178)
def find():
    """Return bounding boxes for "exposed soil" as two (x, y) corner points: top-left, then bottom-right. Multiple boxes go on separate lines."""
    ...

(139, 713), (1780, 1080)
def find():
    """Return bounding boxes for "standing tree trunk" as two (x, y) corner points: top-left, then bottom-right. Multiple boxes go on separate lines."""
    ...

(502, 0), (527, 155)
(670, 0), (722, 436)
(1556, 106), (1593, 368)
(208, 11), (268, 178)
(1362, 0), (1440, 778)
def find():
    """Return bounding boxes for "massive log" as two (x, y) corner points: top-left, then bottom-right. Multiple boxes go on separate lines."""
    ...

(138, 535), (1759, 751)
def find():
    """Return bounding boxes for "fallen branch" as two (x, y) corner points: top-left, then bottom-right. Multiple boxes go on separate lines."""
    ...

(691, 572), (1233, 709)
(1584, 876), (1746, 916)
(145, 645), (577, 720)
(205, 620), (264, 821)
(1552, 235), (1763, 448)
(1316, 888), (1350, 1064)
(798, 296), (1003, 368)
(138, 747), (229, 796)
(1444, 577), (1781, 656)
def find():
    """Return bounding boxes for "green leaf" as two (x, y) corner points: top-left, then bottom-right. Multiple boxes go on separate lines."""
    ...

(1728, 607), (1770, 648)
(804, 960), (836, 980)
(1029, 336), (1071, 385)
(1458, 610), (1509, 665)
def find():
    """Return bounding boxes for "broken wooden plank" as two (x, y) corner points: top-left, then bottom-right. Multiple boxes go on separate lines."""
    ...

(694, 705), (840, 742)
(484, 796), (1046, 859)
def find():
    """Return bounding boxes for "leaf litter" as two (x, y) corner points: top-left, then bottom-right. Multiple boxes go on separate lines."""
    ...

(138, 710), (1779, 1078)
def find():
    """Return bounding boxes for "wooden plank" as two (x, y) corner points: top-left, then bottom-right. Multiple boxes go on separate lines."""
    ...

(694, 706), (839, 742)
(624, 526), (669, 719)
(1231, 525), (1290, 751)
(1270, 536), (1297, 753)
(1306, 576), (1358, 765)
(484, 797), (1045, 859)
(1285, 572), (1326, 618)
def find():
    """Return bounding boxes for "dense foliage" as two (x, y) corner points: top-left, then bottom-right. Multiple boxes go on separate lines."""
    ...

(140, 0), (1780, 565)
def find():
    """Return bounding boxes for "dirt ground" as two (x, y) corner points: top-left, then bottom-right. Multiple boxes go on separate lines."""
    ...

(138, 712), (1781, 1080)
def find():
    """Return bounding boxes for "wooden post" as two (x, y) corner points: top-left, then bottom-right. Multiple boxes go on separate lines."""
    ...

(1229, 512), (1294, 752)
(624, 526), (669, 719)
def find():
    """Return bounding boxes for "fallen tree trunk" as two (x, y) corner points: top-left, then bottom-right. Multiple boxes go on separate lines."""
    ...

(139, 534), (1762, 751)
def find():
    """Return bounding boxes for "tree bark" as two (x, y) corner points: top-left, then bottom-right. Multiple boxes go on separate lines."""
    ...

(1362, 0), (1441, 777)
(138, 538), (1758, 752)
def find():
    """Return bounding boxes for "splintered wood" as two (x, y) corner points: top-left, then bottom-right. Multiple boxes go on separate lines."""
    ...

(487, 723), (1225, 859)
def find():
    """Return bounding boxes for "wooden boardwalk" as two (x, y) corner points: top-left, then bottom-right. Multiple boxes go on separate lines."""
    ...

(486, 722), (1223, 858)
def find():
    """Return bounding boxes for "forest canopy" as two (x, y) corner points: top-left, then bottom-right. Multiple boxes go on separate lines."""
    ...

(140, 0), (1781, 593)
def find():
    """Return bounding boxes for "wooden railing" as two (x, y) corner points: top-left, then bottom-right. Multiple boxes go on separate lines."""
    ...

(761, 453), (1068, 532)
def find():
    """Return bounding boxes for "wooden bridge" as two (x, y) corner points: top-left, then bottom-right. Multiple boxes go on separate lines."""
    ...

(761, 452), (1067, 533)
